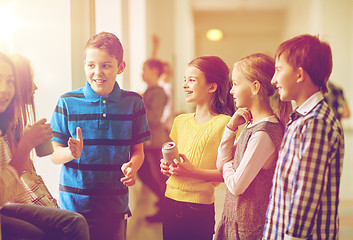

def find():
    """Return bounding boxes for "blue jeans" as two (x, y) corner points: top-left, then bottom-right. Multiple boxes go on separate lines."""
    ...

(1, 203), (89, 240)
(162, 197), (215, 240)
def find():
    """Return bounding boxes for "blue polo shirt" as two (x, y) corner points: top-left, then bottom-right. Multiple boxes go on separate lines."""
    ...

(51, 81), (151, 220)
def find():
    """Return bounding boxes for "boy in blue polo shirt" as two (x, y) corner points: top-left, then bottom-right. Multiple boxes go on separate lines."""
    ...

(50, 32), (151, 240)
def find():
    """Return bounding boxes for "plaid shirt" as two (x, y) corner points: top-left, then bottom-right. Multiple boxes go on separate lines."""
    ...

(2, 132), (59, 208)
(13, 159), (59, 208)
(0, 131), (22, 207)
(263, 92), (344, 240)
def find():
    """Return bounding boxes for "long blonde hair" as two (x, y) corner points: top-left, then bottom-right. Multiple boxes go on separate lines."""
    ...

(234, 53), (292, 127)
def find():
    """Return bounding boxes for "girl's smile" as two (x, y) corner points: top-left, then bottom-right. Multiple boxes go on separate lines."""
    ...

(183, 66), (214, 104)
(184, 90), (193, 95)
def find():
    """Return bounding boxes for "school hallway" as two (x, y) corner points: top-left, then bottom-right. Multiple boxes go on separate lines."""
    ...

(126, 127), (353, 240)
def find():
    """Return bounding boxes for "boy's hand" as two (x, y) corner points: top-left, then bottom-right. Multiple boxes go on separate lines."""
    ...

(121, 161), (137, 186)
(68, 127), (83, 159)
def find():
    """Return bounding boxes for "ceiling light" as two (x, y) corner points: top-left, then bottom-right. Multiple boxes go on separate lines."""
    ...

(206, 29), (223, 41)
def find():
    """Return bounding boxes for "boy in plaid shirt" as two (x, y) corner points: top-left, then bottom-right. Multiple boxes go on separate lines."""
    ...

(263, 34), (344, 239)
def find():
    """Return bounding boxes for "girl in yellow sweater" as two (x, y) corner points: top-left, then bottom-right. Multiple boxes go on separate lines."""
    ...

(160, 56), (235, 240)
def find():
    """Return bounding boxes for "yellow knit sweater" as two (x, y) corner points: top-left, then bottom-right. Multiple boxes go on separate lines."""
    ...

(165, 113), (231, 204)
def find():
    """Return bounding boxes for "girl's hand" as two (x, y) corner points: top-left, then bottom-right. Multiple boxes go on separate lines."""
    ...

(121, 161), (137, 186)
(169, 154), (196, 177)
(223, 161), (233, 170)
(22, 118), (53, 149)
(227, 108), (252, 131)
(160, 159), (171, 177)
(68, 127), (83, 159)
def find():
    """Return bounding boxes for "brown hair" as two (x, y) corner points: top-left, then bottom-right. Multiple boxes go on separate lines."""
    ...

(275, 34), (332, 93)
(85, 32), (124, 64)
(11, 54), (36, 128)
(144, 58), (164, 77)
(234, 53), (292, 126)
(189, 56), (235, 116)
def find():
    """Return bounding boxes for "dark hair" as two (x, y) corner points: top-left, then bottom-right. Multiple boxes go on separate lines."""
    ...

(275, 34), (332, 93)
(0, 52), (18, 134)
(189, 56), (235, 116)
(85, 32), (124, 64)
(144, 58), (164, 77)
(234, 53), (292, 126)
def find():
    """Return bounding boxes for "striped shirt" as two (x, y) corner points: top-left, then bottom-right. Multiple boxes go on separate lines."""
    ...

(51, 81), (151, 220)
(263, 92), (344, 239)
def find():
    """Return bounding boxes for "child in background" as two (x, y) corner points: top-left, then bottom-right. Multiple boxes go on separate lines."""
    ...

(160, 56), (234, 240)
(263, 34), (344, 239)
(215, 53), (290, 239)
(8, 54), (58, 208)
(158, 62), (174, 131)
(139, 58), (168, 222)
(0, 52), (89, 240)
(324, 80), (350, 121)
(50, 32), (151, 240)
(151, 34), (174, 131)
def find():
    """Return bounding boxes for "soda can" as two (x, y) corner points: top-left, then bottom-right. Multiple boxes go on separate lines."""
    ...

(35, 139), (54, 157)
(162, 142), (179, 165)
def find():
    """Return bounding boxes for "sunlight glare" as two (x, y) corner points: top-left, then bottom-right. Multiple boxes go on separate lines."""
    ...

(0, 4), (19, 52)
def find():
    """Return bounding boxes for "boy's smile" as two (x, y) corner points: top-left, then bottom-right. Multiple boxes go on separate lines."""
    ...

(84, 47), (124, 97)
(271, 55), (299, 102)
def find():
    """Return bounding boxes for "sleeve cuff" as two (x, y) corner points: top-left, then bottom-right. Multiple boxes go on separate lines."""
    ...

(224, 125), (238, 136)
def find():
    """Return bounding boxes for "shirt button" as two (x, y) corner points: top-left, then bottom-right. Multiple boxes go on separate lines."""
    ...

(103, 100), (106, 104)
(103, 113), (106, 117)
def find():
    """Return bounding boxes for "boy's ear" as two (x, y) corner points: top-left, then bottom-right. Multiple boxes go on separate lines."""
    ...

(297, 67), (305, 83)
(117, 61), (126, 74)
(208, 83), (218, 93)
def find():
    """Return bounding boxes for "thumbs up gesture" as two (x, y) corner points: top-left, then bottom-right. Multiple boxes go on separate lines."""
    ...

(68, 127), (83, 159)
